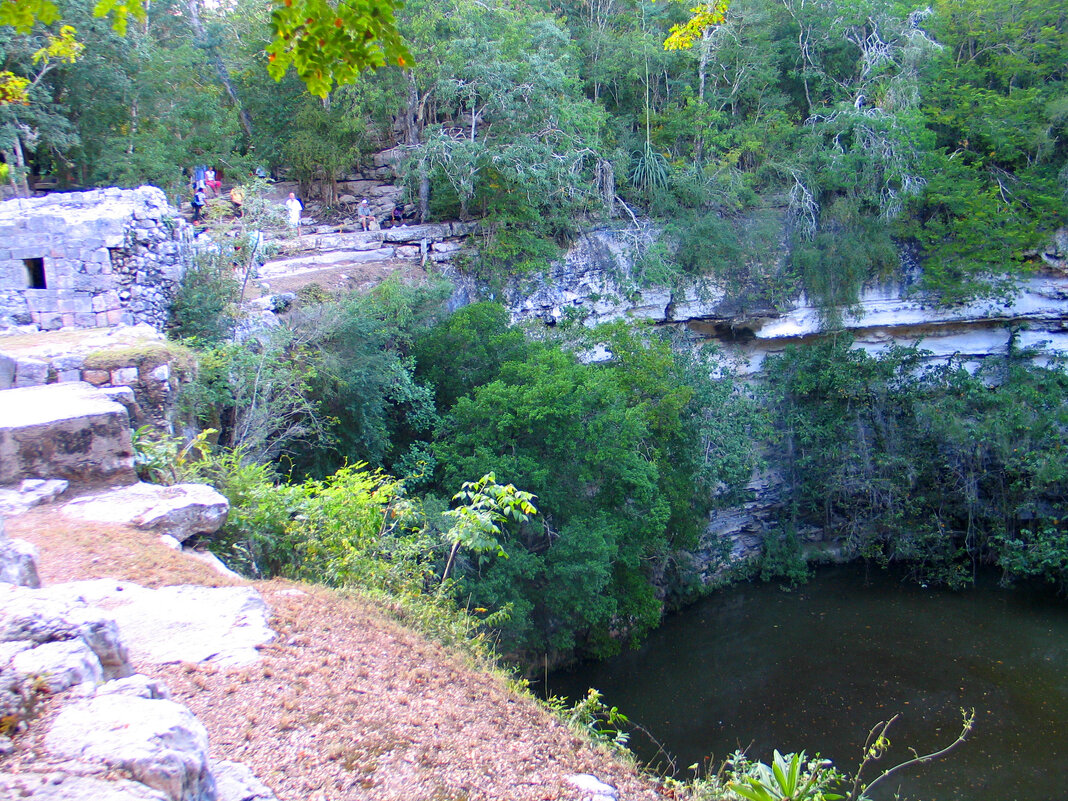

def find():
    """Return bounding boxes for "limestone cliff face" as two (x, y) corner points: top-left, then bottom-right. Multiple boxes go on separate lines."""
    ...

(464, 226), (1068, 578)
(478, 227), (1068, 374)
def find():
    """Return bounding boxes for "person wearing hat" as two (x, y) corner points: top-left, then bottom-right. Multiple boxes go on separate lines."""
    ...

(357, 197), (373, 231)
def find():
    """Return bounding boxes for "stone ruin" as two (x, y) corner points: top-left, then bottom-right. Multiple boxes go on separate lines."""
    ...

(0, 187), (190, 333)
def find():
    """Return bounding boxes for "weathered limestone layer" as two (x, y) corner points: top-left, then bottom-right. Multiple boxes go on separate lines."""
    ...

(479, 228), (1068, 372)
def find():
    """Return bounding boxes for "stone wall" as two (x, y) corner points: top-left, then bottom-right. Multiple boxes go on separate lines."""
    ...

(0, 187), (190, 333)
(259, 221), (478, 283)
(0, 327), (191, 429)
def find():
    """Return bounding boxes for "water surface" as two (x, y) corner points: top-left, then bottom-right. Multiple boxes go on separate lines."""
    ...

(547, 565), (1068, 801)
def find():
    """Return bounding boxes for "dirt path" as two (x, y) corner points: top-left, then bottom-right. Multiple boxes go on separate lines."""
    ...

(6, 508), (669, 801)
(259, 258), (429, 297)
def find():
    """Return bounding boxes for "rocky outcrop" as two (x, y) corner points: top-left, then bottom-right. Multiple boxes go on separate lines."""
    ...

(211, 761), (277, 801)
(62, 482), (229, 543)
(46, 690), (215, 801)
(473, 227), (1068, 372)
(260, 221), (478, 283)
(0, 382), (135, 488)
(0, 478), (69, 517)
(1, 554), (277, 801)
(0, 515), (41, 588)
(0, 325), (193, 428)
(0, 583), (132, 681)
(0, 187), (191, 333)
(32, 580), (275, 667)
(566, 773), (620, 801)
(0, 773), (171, 800)
(471, 227), (1068, 568)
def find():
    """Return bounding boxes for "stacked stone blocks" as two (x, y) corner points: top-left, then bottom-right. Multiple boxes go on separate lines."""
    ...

(0, 187), (190, 333)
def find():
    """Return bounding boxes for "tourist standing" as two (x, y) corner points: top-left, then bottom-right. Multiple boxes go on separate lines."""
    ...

(285, 192), (303, 235)
(191, 186), (206, 222)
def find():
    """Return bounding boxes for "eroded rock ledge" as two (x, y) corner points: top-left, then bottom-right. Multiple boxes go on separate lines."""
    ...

(470, 228), (1068, 373)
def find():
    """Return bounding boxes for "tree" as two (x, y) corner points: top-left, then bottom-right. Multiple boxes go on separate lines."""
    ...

(412, 301), (529, 411)
(285, 278), (452, 477)
(1, 0), (410, 100)
(439, 472), (537, 583)
(0, 24), (82, 193)
(399, 0), (607, 251)
(431, 327), (758, 659)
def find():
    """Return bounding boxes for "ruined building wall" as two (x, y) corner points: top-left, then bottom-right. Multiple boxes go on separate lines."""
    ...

(0, 187), (190, 333)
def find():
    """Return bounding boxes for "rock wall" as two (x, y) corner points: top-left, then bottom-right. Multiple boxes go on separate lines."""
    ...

(0, 187), (191, 333)
(303, 146), (409, 220)
(260, 221), (478, 283)
(480, 227), (1068, 373)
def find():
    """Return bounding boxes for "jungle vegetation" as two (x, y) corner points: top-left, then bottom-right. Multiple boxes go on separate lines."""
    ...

(161, 270), (1068, 666)
(2, 0), (1066, 306)
(4, 0), (1066, 665)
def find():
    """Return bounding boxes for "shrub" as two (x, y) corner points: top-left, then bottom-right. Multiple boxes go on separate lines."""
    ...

(167, 247), (242, 343)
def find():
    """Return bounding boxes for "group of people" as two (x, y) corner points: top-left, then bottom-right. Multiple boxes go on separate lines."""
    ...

(357, 197), (412, 230)
(189, 165), (221, 222)
(189, 170), (411, 234)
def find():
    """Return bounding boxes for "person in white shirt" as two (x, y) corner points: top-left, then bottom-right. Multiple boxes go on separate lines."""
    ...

(357, 198), (373, 231)
(285, 192), (303, 235)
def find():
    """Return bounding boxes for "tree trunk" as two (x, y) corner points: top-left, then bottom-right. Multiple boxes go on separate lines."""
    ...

(418, 168), (429, 223)
(2, 149), (19, 198)
(405, 73), (420, 147)
(186, 0), (254, 142)
(11, 137), (31, 197)
(406, 73), (430, 223)
(128, 96), (138, 156)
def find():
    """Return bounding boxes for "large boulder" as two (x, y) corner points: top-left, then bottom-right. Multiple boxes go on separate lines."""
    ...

(45, 690), (214, 801)
(62, 482), (228, 542)
(0, 383), (135, 488)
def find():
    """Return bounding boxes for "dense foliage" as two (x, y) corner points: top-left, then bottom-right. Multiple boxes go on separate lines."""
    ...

(164, 280), (765, 663)
(3, 0), (1065, 304)
(763, 338), (1068, 589)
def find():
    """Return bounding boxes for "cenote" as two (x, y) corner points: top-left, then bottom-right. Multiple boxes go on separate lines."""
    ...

(547, 564), (1068, 801)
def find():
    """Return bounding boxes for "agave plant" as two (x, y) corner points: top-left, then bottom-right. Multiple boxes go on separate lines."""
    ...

(628, 143), (669, 197)
(729, 750), (844, 801)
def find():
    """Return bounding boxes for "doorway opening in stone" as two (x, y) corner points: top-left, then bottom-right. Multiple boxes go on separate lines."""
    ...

(24, 257), (46, 289)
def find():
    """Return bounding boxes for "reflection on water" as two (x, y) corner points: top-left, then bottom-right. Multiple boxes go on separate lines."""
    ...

(547, 565), (1068, 801)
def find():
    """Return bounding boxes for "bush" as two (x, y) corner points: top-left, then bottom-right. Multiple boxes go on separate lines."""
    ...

(167, 247), (242, 343)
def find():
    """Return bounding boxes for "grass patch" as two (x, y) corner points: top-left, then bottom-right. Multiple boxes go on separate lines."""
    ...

(83, 341), (195, 372)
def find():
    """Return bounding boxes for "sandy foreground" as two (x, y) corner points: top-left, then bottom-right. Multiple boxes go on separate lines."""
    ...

(3, 508), (671, 801)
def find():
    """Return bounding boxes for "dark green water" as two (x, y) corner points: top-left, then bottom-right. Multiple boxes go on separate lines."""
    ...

(546, 565), (1068, 801)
